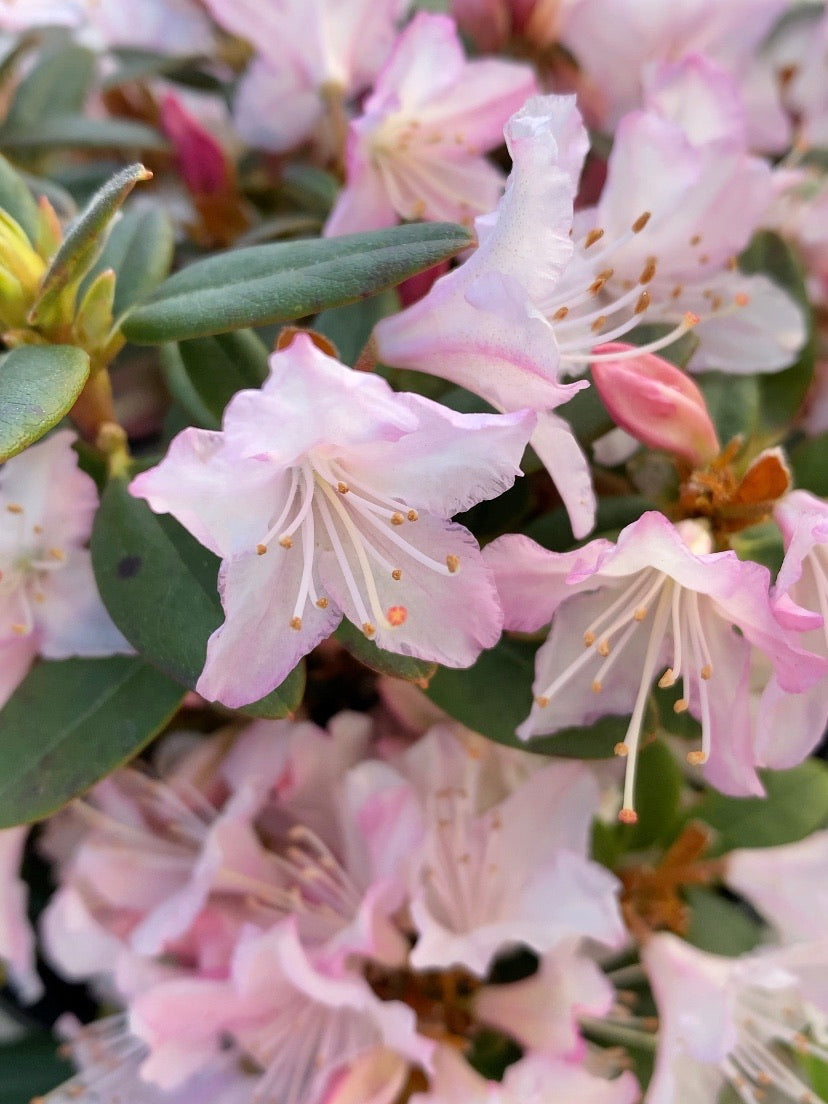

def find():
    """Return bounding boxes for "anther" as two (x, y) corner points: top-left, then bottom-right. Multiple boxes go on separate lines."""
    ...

(446, 554), (460, 573)
(631, 212), (651, 233)
(387, 605), (407, 627)
(337, 481), (349, 494)
(639, 259), (656, 284)
(592, 680), (602, 693)
(11, 623), (27, 635)
(698, 253), (709, 264)
(552, 306), (569, 320)
(256, 543), (267, 555)
(584, 630), (596, 646)
(614, 742), (629, 756)
(290, 616), (302, 630)
(686, 750), (707, 765)
(33, 525), (42, 534)
(407, 509), (418, 521)
(49, 547), (65, 561)
(671, 285), (683, 299)
(279, 536), (293, 548)
(535, 695), (550, 708)
(591, 315), (608, 333)
(673, 698), (689, 713)
(658, 668), (675, 688)
(690, 234), (702, 246)
(597, 639), (610, 657)
(584, 228), (604, 248)
(6, 503), (23, 514)
(635, 291), (651, 313)
(316, 597), (329, 609)
(700, 664), (712, 680)
(634, 606), (648, 621)
(391, 568), (402, 580)
(618, 807), (638, 824)
(362, 622), (376, 637)
(589, 277), (608, 295)
(391, 512), (405, 526)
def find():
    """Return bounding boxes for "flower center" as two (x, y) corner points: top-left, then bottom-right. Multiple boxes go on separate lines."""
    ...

(0, 500), (66, 636)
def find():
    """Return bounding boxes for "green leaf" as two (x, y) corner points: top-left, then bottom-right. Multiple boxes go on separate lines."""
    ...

(83, 206), (174, 318)
(0, 154), (39, 245)
(790, 432), (828, 495)
(91, 478), (304, 718)
(691, 760), (828, 854)
(1, 44), (94, 133)
(121, 222), (475, 344)
(0, 344), (90, 462)
(684, 887), (764, 955)
(0, 656), (184, 828)
(160, 329), (270, 429)
(0, 1031), (72, 1104)
(279, 163), (339, 216)
(739, 230), (815, 431)
(426, 636), (623, 757)
(623, 739), (683, 850)
(0, 116), (166, 152)
(335, 620), (437, 683)
(29, 163), (152, 326)
(697, 371), (760, 443)
(730, 520), (784, 577)
(314, 289), (399, 366)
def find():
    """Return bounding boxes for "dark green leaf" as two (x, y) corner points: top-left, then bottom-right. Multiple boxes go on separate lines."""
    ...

(0, 345), (90, 462)
(335, 620), (437, 683)
(121, 222), (475, 344)
(697, 371), (760, 443)
(0, 116), (166, 152)
(91, 478), (304, 717)
(160, 329), (269, 429)
(279, 163), (339, 216)
(84, 206), (174, 318)
(621, 739), (683, 850)
(691, 760), (828, 854)
(0, 154), (39, 244)
(1, 44), (94, 133)
(315, 289), (399, 366)
(790, 432), (828, 495)
(0, 656), (184, 828)
(684, 887), (764, 955)
(0, 1031), (72, 1104)
(426, 635), (623, 757)
(730, 520), (784, 577)
(29, 163), (152, 325)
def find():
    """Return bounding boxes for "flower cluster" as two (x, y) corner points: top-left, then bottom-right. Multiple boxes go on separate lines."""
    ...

(0, 1), (824, 1102)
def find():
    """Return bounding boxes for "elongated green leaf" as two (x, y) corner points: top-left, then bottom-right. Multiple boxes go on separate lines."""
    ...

(335, 620), (437, 683)
(2, 44), (94, 132)
(0, 1032), (72, 1104)
(121, 222), (475, 344)
(0, 345), (90, 462)
(0, 154), (39, 245)
(426, 636), (623, 757)
(315, 289), (399, 366)
(691, 760), (828, 854)
(84, 206), (174, 318)
(697, 371), (761, 443)
(0, 116), (165, 152)
(791, 432), (828, 496)
(684, 887), (764, 955)
(0, 656), (184, 828)
(91, 478), (304, 718)
(29, 163), (152, 325)
(160, 329), (269, 429)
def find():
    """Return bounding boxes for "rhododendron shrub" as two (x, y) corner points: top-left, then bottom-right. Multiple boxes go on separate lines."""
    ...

(0, 3), (825, 1103)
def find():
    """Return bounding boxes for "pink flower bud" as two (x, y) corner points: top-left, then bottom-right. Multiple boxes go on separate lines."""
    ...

(160, 94), (230, 197)
(590, 342), (720, 467)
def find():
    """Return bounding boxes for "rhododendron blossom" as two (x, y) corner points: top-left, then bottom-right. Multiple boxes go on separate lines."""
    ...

(325, 13), (536, 235)
(131, 335), (534, 707)
(486, 512), (826, 819)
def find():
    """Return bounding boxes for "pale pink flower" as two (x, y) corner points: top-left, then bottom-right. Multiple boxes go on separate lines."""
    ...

(375, 94), (602, 537)
(643, 932), (828, 1104)
(203, 0), (407, 153)
(485, 512), (827, 820)
(412, 1046), (639, 1104)
(0, 429), (130, 708)
(751, 490), (828, 769)
(131, 334), (534, 708)
(589, 343), (720, 466)
(559, 0), (791, 151)
(555, 55), (806, 375)
(726, 831), (828, 945)
(324, 13), (536, 235)
(349, 725), (625, 977)
(0, 825), (42, 1003)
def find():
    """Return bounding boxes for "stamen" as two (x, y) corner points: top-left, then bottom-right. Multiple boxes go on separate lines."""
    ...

(391, 512), (405, 526)
(337, 482), (349, 493)
(255, 467), (301, 552)
(584, 227), (604, 248)
(446, 554), (459, 573)
(6, 503), (23, 514)
(290, 617), (302, 630)
(561, 313), (699, 365)
(632, 211), (651, 232)
(391, 568), (402, 580)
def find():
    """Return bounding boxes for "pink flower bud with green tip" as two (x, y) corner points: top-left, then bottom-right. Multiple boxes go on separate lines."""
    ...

(590, 342), (720, 467)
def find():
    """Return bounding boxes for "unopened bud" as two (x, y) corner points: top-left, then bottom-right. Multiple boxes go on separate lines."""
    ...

(591, 343), (720, 467)
(160, 93), (232, 198)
